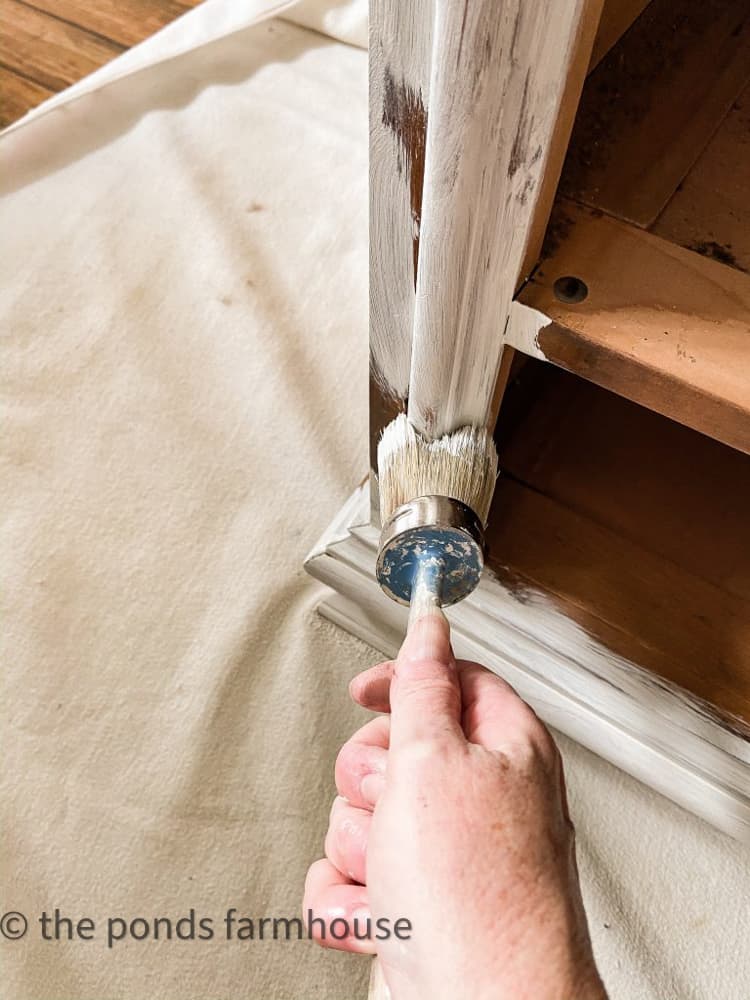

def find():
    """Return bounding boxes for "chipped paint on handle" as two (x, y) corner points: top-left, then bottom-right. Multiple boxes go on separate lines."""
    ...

(377, 525), (483, 608)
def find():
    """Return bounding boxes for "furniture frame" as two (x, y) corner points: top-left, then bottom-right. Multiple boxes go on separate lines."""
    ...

(306, 0), (750, 840)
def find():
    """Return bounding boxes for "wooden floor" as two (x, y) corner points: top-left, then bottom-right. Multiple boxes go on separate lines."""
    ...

(0, 0), (202, 128)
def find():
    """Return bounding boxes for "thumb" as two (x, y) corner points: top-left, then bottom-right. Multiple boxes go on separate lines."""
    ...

(389, 607), (464, 750)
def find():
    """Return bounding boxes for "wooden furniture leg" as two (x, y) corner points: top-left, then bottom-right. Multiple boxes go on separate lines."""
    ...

(308, 0), (750, 857)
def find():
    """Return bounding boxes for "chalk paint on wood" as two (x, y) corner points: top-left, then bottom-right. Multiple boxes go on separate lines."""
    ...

(305, 483), (750, 844)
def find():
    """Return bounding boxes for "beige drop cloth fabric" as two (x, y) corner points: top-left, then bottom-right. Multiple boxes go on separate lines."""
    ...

(1, 4), (749, 998)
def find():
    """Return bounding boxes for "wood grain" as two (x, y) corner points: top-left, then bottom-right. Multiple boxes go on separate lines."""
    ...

(490, 361), (750, 723)
(0, 0), (124, 93)
(407, 0), (599, 438)
(559, 0), (750, 227)
(520, 202), (750, 454)
(20, 0), (192, 48)
(587, 0), (649, 69)
(516, 0), (604, 287)
(0, 65), (53, 124)
(0, 0), (200, 128)
(653, 82), (750, 274)
(487, 480), (750, 724)
(496, 362), (750, 605)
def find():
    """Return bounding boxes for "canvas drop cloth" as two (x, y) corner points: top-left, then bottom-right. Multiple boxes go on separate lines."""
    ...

(1, 3), (749, 997)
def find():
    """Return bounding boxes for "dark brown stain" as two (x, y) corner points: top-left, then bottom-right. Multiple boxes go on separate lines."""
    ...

(246, 202), (264, 213)
(558, 0), (747, 211)
(540, 204), (576, 260)
(381, 65), (428, 286)
(686, 240), (748, 272)
(369, 369), (405, 472)
(219, 295), (233, 306)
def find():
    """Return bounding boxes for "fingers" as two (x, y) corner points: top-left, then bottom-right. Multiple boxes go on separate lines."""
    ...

(389, 611), (463, 751)
(353, 643), (554, 761)
(303, 858), (375, 954)
(349, 660), (394, 713)
(458, 661), (534, 746)
(335, 716), (389, 809)
(324, 796), (372, 886)
(459, 661), (559, 763)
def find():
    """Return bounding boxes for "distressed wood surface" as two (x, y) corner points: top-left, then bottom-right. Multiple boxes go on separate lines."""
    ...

(519, 202), (750, 454)
(369, 0), (433, 496)
(369, 0), (432, 410)
(559, 0), (750, 228)
(305, 483), (750, 843)
(492, 362), (750, 721)
(407, 0), (598, 438)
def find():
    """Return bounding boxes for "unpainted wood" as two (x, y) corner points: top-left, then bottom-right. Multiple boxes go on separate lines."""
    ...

(487, 480), (750, 727)
(0, 0), (201, 128)
(497, 364), (750, 604)
(653, 82), (750, 274)
(587, 0), (650, 70)
(21, 0), (193, 47)
(491, 362), (750, 722)
(519, 201), (750, 454)
(0, 0), (124, 93)
(0, 66), (53, 127)
(516, 0), (604, 289)
(559, 0), (750, 227)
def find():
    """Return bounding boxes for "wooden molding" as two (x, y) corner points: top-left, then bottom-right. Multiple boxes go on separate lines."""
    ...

(305, 483), (750, 843)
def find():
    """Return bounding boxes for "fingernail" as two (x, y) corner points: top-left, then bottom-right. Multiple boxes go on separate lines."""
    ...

(400, 614), (453, 666)
(359, 771), (385, 807)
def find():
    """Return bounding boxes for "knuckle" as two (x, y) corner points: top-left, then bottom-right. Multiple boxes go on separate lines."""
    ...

(391, 738), (453, 780)
(398, 675), (461, 713)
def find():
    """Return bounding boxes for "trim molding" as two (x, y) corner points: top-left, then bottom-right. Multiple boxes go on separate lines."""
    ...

(305, 482), (750, 842)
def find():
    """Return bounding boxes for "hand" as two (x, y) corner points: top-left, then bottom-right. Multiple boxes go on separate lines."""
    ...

(304, 607), (606, 1000)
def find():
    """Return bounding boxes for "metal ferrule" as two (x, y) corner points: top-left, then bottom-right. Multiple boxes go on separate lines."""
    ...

(375, 495), (485, 608)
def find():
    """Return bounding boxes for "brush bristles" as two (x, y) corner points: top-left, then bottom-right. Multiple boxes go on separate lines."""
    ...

(377, 414), (498, 526)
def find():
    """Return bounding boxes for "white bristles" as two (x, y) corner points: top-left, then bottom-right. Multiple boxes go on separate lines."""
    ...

(377, 413), (498, 526)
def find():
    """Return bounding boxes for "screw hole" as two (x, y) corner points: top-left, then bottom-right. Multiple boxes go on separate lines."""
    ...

(553, 275), (588, 304)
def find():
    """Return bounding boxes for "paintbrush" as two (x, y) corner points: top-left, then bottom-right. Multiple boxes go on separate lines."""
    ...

(376, 412), (497, 623)
(367, 412), (498, 999)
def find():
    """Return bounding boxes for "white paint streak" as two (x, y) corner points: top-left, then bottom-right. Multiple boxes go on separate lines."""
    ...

(503, 300), (551, 360)
(408, 0), (587, 436)
(306, 483), (750, 843)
